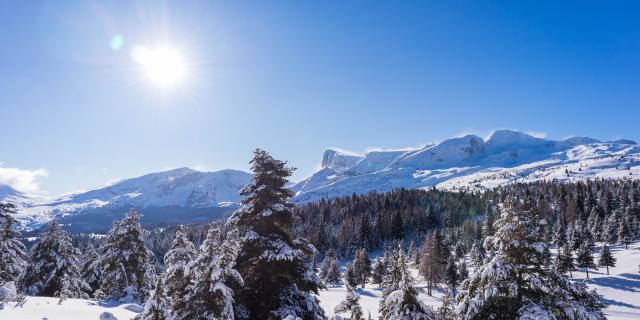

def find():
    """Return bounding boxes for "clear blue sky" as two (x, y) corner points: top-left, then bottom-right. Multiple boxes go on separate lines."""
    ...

(1, 1), (639, 196)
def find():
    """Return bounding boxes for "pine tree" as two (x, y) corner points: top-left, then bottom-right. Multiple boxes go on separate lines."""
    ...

(229, 149), (325, 319)
(333, 284), (363, 320)
(379, 246), (434, 320)
(469, 240), (485, 269)
(319, 249), (336, 280)
(444, 255), (459, 297)
(80, 244), (101, 295)
(353, 248), (371, 288)
(391, 212), (404, 240)
(483, 205), (495, 237)
(136, 277), (170, 320)
(96, 209), (155, 302)
(180, 227), (243, 320)
(569, 220), (584, 251)
(598, 245), (616, 276)
(436, 296), (456, 320)
(602, 214), (619, 244)
(555, 243), (575, 278)
(458, 261), (469, 281)
(576, 242), (597, 280)
(323, 259), (342, 287)
(358, 214), (372, 250)
(455, 202), (606, 320)
(344, 263), (359, 288)
(618, 217), (631, 249)
(380, 244), (402, 296)
(552, 214), (566, 248)
(370, 258), (385, 287)
(163, 226), (197, 319)
(19, 222), (89, 299)
(0, 203), (27, 286)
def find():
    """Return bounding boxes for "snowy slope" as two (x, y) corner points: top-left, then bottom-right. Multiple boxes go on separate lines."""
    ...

(9, 168), (251, 231)
(292, 130), (640, 202)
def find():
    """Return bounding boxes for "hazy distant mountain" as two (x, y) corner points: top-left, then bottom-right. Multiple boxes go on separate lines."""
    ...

(4, 130), (639, 231)
(7, 168), (251, 232)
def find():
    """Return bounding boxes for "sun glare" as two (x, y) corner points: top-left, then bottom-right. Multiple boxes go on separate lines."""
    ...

(132, 45), (187, 87)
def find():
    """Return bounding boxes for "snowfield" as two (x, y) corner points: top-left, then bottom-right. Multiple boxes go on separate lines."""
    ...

(3, 242), (639, 319)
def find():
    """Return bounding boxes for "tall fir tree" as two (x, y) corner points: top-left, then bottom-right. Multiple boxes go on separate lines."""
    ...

(0, 203), (27, 286)
(136, 277), (170, 320)
(418, 234), (443, 296)
(379, 246), (434, 320)
(229, 149), (325, 319)
(352, 248), (371, 288)
(163, 226), (197, 319)
(370, 258), (385, 287)
(598, 245), (616, 275)
(576, 242), (597, 280)
(180, 227), (243, 320)
(80, 244), (101, 295)
(333, 284), (363, 320)
(19, 222), (90, 300)
(96, 209), (155, 302)
(555, 243), (575, 278)
(323, 259), (342, 287)
(618, 217), (631, 249)
(455, 202), (606, 320)
(444, 255), (459, 298)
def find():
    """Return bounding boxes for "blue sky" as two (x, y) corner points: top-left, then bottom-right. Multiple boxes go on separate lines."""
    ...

(1, 1), (639, 196)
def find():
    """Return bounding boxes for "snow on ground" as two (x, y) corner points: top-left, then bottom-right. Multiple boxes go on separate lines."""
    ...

(2, 242), (639, 319)
(0, 296), (141, 320)
(571, 242), (640, 320)
(318, 268), (446, 319)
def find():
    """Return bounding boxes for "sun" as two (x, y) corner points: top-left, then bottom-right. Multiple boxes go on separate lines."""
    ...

(132, 45), (187, 87)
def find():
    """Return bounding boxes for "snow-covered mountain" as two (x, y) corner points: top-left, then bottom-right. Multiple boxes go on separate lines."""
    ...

(291, 130), (640, 202)
(7, 168), (251, 231)
(4, 130), (640, 231)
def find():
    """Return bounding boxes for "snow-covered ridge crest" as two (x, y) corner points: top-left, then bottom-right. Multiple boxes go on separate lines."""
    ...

(292, 130), (639, 202)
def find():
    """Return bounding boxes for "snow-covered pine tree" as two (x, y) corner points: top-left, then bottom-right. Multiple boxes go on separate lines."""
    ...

(455, 201), (606, 320)
(353, 248), (371, 288)
(618, 217), (631, 249)
(320, 249), (337, 280)
(555, 243), (575, 278)
(379, 246), (434, 320)
(469, 240), (485, 269)
(444, 255), (459, 298)
(576, 242), (597, 280)
(333, 284), (363, 320)
(598, 244), (616, 275)
(552, 212), (566, 248)
(458, 261), (469, 282)
(19, 222), (89, 299)
(602, 213), (619, 244)
(344, 263), (359, 288)
(229, 149), (325, 319)
(323, 258), (343, 287)
(163, 226), (197, 318)
(380, 243), (402, 296)
(436, 296), (456, 320)
(569, 220), (584, 251)
(80, 243), (101, 295)
(179, 227), (243, 320)
(136, 277), (170, 320)
(0, 203), (27, 286)
(483, 204), (496, 237)
(96, 209), (155, 303)
(371, 258), (385, 287)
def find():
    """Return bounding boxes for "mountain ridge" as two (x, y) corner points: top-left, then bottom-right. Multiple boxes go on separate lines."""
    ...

(3, 130), (639, 231)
